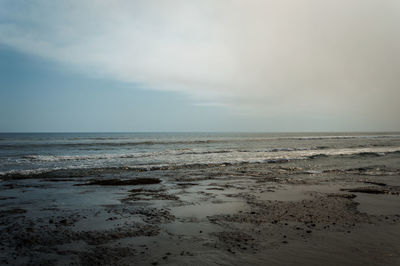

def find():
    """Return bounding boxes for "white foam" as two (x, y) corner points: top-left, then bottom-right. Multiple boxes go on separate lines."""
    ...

(2, 146), (400, 177)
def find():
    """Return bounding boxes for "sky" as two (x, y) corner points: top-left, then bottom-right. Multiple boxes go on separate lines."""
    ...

(0, 0), (399, 132)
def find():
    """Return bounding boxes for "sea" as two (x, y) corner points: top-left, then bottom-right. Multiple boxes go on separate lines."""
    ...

(1, 132), (400, 178)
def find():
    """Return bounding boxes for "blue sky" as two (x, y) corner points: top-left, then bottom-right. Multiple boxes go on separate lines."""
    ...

(1, 1), (399, 132)
(0, 45), (236, 132)
(0, 44), (334, 132)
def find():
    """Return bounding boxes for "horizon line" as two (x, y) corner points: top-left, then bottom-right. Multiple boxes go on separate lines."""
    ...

(1, 130), (399, 134)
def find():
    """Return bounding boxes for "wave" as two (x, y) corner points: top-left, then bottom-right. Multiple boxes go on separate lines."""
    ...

(18, 147), (330, 162)
(1, 134), (400, 149)
(0, 167), (65, 178)
(0, 160), (296, 178)
(20, 146), (400, 163)
(22, 153), (153, 162)
(2, 146), (400, 179)
(20, 150), (233, 162)
(298, 147), (400, 158)
(0, 140), (219, 149)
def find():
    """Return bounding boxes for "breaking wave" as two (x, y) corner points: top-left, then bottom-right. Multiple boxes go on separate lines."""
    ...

(2, 146), (400, 178)
(17, 146), (400, 163)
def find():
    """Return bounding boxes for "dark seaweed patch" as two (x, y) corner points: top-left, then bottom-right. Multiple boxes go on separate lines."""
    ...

(341, 186), (400, 195)
(364, 181), (387, 187)
(75, 178), (161, 186)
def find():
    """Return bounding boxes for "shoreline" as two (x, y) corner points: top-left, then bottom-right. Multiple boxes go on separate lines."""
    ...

(1, 160), (400, 265)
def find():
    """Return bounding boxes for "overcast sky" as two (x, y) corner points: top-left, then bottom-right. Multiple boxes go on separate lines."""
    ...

(0, 0), (399, 132)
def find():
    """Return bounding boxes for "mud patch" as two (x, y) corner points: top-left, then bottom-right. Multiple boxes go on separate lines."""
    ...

(211, 231), (257, 253)
(209, 193), (368, 227)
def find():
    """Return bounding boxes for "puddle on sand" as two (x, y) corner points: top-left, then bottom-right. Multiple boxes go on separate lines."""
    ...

(2, 182), (124, 212)
(171, 200), (247, 220)
(355, 193), (400, 216)
(257, 188), (311, 202)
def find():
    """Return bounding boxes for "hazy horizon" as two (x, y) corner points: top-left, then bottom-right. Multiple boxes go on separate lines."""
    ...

(1, 131), (400, 134)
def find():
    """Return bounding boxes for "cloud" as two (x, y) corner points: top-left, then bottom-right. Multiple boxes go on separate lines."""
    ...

(1, 0), (399, 129)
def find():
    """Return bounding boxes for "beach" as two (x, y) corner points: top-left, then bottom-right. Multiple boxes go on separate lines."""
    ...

(3, 1), (400, 264)
(0, 133), (399, 265)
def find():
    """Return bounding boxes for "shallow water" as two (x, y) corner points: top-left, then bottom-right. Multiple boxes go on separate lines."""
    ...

(355, 193), (400, 216)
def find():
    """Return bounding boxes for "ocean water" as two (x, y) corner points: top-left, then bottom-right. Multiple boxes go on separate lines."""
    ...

(1, 132), (400, 177)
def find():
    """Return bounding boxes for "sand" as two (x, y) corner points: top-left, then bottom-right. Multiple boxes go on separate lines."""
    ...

(0, 163), (400, 265)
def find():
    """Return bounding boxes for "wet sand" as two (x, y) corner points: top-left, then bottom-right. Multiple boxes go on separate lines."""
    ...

(1, 162), (400, 265)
